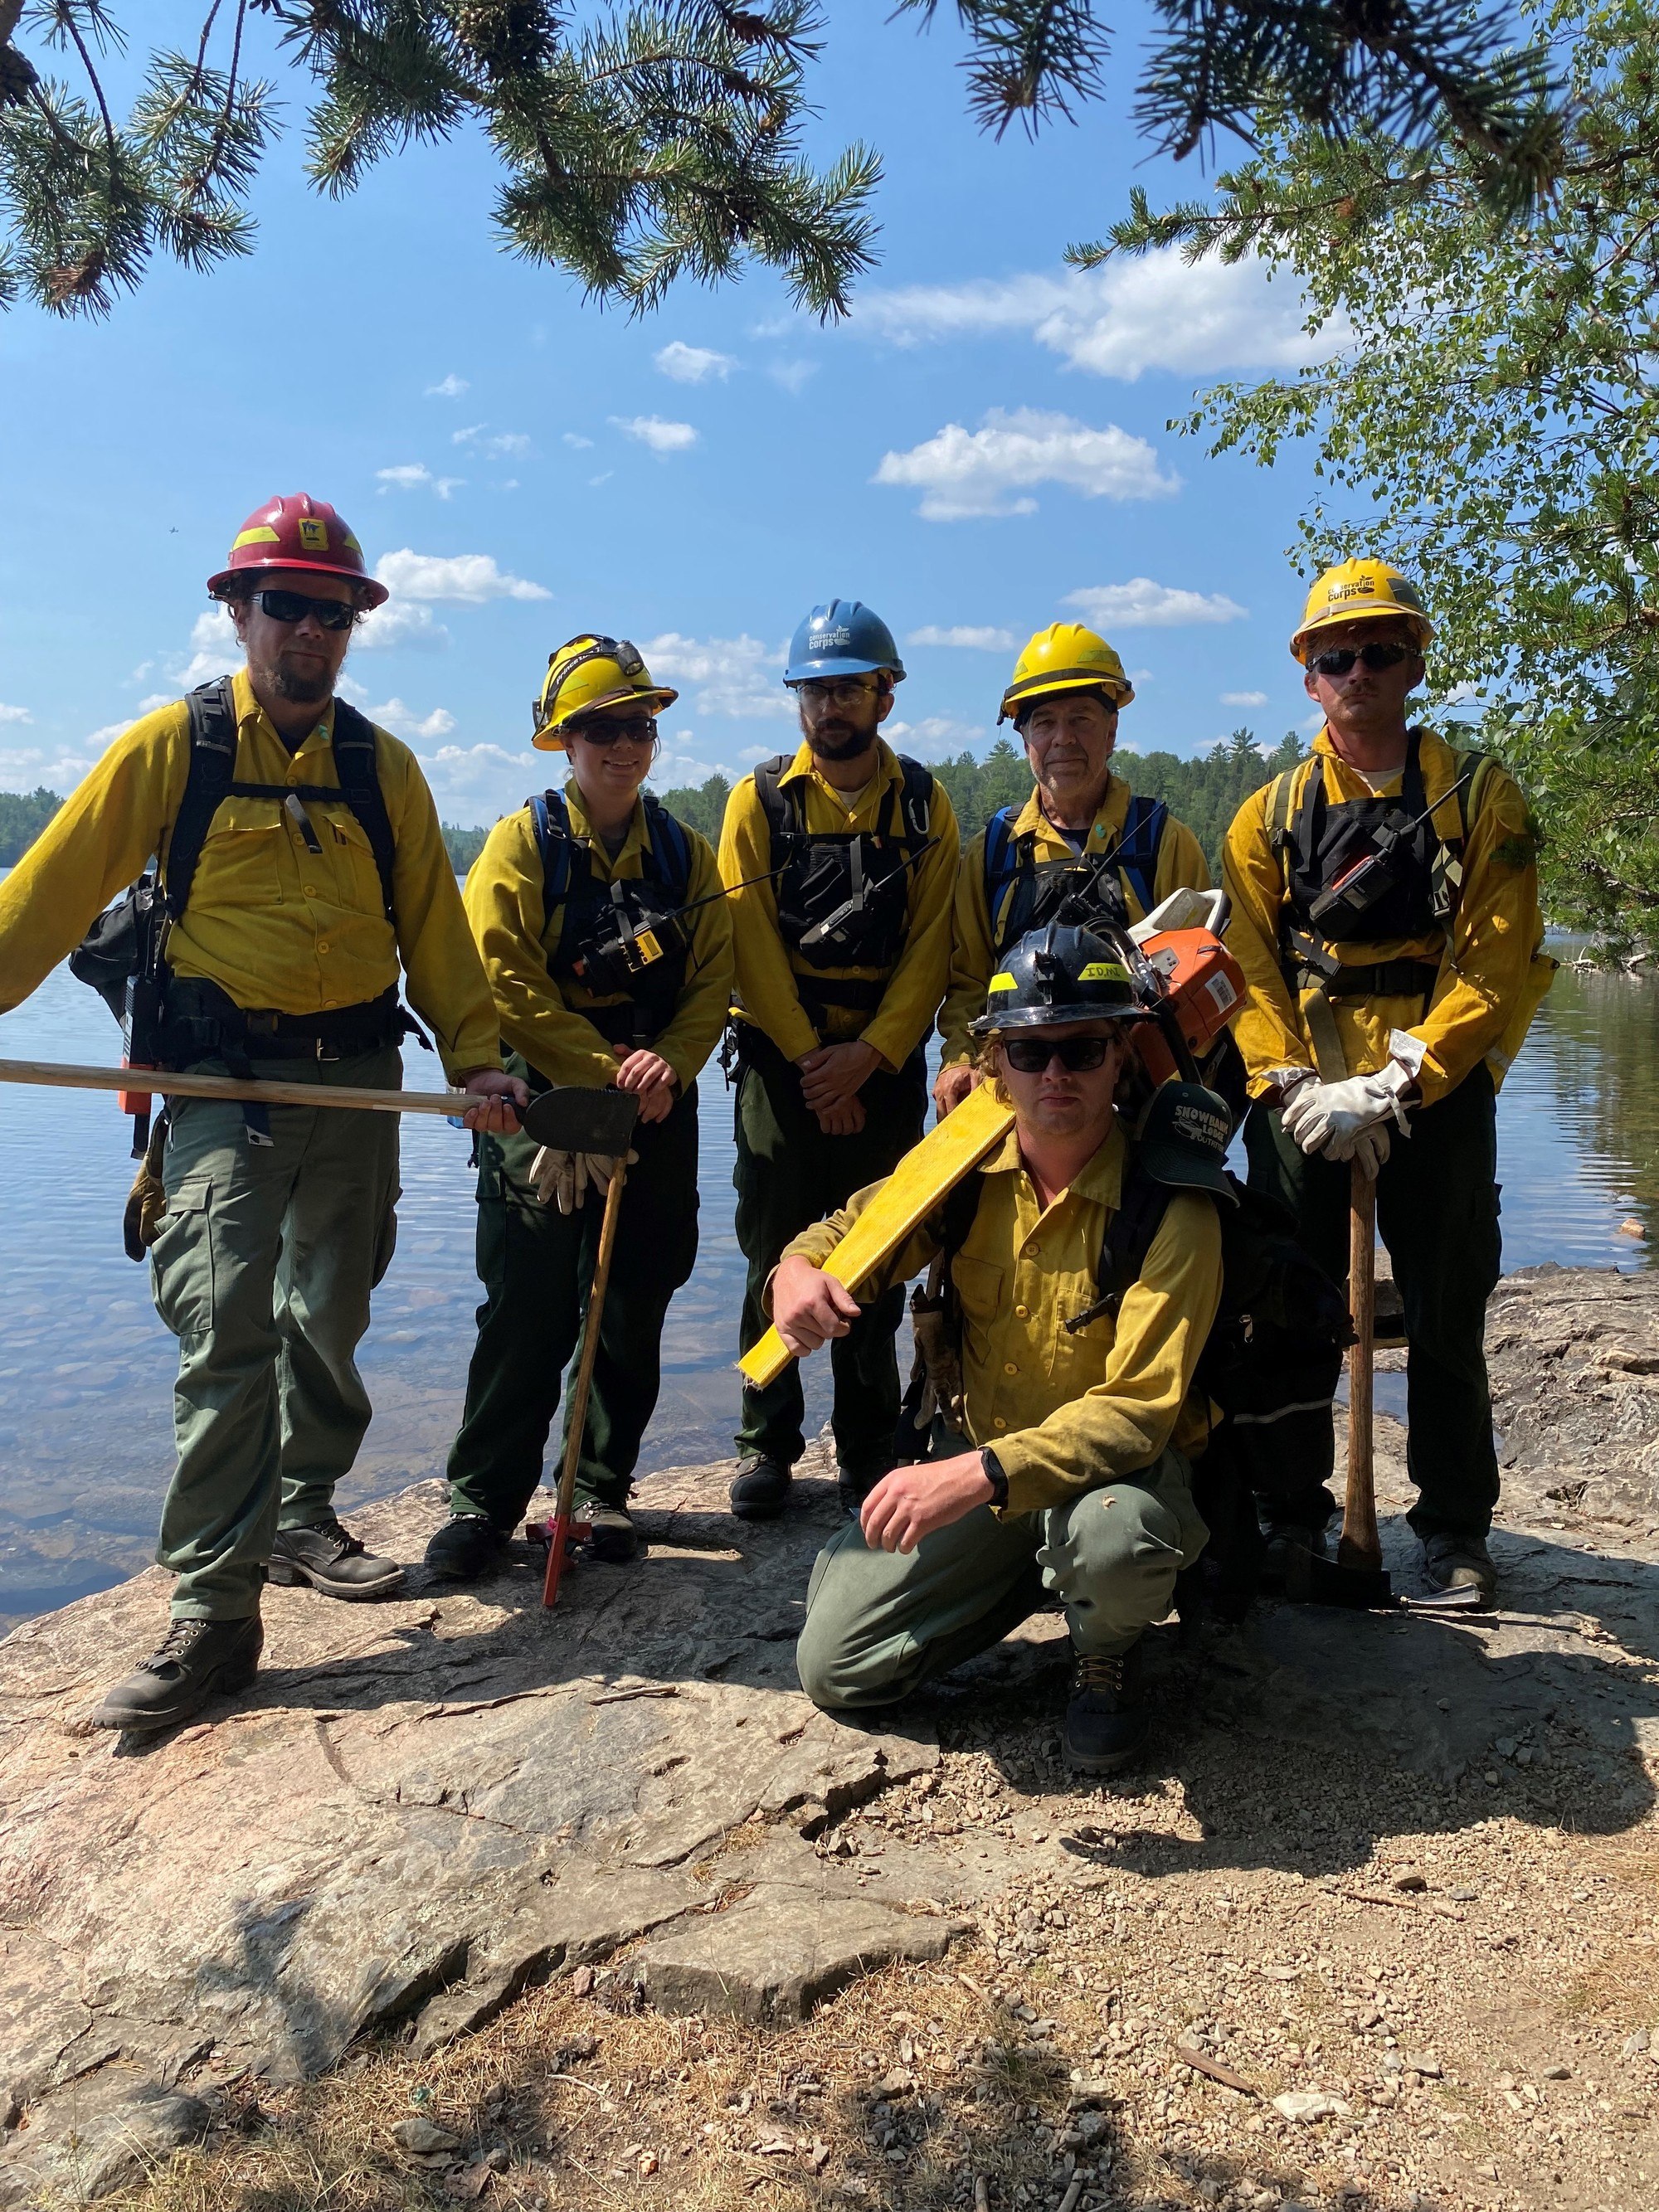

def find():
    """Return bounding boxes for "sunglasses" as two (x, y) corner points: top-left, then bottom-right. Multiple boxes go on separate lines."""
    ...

(1002, 1034), (1115, 1073)
(1307, 640), (1412, 678)
(252, 588), (358, 633)
(792, 676), (880, 710)
(568, 713), (657, 748)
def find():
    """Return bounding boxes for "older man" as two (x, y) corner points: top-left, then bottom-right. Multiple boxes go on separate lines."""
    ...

(1224, 558), (1554, 1604)
(935, 622), (1210, 1116)
(782, 921), (1226, 1773)
(0, 493), (523, 1728)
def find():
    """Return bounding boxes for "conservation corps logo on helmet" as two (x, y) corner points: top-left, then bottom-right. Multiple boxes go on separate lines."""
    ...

(784, 600), (905, 685)
(207, 493), (387, 609)
(970, 917), (1142, 1034)
(1290, 557), (1433, 662)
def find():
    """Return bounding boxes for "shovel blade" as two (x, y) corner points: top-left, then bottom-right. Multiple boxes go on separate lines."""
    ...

(521, 1085), (640, 1155)
(1282, 1547), (1396, 1612)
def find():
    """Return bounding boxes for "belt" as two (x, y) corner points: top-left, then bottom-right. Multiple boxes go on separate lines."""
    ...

(158, 979), (405, 1062)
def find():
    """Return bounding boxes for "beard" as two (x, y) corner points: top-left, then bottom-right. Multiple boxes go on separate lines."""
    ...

(265, 653), (335, 706)
(808, 714), (880, 761)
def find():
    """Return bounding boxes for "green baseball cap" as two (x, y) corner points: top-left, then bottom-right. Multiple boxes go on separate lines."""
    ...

(1135, 1082), (1237, 1203)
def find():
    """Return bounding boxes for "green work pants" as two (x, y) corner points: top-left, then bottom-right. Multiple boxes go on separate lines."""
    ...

(1243, 1061), (1502, 1541)
(148, 1047), (401, 1621)
(795, 1448), (1206, 1711)
(732, 1029), (926, 1479)
(445, 1080), (700, 1525)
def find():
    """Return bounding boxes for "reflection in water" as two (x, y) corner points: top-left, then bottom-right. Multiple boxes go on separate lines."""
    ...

(1, 938), (1653, 1635)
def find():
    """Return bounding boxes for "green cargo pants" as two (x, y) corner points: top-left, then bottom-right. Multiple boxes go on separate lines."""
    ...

(445, 1077), (699, 1525)
(149, 1046), (401, 1621)
(733, 1028), (927, 1480)
(1243, 1060), (1502, 1541)
(795, 1448), (1206, 1710)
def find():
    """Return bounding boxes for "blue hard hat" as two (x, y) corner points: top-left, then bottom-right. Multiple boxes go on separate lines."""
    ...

(784, 599), (906, 685)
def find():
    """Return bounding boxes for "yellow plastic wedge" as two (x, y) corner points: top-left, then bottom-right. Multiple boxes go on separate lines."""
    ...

(739, 1082), (1016, 1388)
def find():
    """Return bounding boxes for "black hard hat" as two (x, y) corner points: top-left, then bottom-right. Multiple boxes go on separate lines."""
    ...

(970, 918), (1142, 1034)
(1136, 1082), (1238, 1203)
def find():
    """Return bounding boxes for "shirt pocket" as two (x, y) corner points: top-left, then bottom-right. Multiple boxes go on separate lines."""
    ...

(323, 805), (391, 919)
(951, 1253), (1004, 1369)
(193, 800), (285, 910)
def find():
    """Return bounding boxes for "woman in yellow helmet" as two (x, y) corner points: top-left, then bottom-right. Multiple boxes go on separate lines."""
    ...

(934, 622), (1212, 1116)
(426, 635), (734, 1578)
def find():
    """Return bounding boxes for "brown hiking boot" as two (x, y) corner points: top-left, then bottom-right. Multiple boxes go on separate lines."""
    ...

(270, 1518), (404, 1599)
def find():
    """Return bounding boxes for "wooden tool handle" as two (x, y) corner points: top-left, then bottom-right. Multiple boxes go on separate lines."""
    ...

(0, 1057), (469, 1119)
(543, 1160), (629, 1610)
(1338, 1159), (1381, 1573)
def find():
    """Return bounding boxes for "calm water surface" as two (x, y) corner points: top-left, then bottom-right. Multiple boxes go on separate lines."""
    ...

(1, 931), (1652, 1636)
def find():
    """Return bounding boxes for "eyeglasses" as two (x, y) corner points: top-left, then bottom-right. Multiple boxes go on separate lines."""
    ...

(792, 676), (880, 710)
(1002, 1034), (1115, 1073)
(252, 589), (358, 633)
(568, 713), (657, 748)
(1307, 640), (1412, 678)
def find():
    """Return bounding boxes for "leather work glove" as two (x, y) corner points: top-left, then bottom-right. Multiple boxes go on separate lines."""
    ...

(1282, 1063), (1417, 1165)
(528, 1146), (638, 1213)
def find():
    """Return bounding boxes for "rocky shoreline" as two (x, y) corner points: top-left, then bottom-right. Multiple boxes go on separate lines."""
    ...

(2, 1262), (1657, 2210)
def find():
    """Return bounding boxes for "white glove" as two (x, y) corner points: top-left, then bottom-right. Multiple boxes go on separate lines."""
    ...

(1283, 1063), (1416, 1162)
(528, 1147), (638, 1213)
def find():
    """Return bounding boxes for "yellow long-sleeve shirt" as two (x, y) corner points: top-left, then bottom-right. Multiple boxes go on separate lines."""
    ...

(462, 782), (732, 1091)
(718, 739), (959, 1067)
(939, 776), (1212, 1065)
(781, 1118), (1223, 1514)
(1223, 724), (1554, 1107)
(0, 668), (500, 1077)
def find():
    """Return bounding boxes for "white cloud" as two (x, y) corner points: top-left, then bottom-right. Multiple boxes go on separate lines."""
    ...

(642, 632), (792, 720)
(420, 742), (524, 806)
(365, 698), (457, 742)
(376, 463), (465, 498)
(355, 600), (451, 651)
(588, 471), (613, 488)
(874, 408), (1177, 521)
(178, 604), (239, 687)
(611, 415), (698, 455)
(426, 373), (469, 399)
(0, 702), (32, 724)
(853, 249), (1349, 382)
(768, 360), (816, 395)
(372, 550), (552, 605)
(885, 715), (986, 758)
(1063, 579), (1248, 628)
(905, 625), (1018, 652)
(453, 425), (533, 458)
(1221, 689), (1269, 707)
(1, 737), (108, 786)
(654, 341), (737, 384)
(563, 433), (594, 450)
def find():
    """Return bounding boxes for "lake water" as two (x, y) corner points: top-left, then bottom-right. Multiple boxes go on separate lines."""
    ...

(1, 933), (1652, 1637)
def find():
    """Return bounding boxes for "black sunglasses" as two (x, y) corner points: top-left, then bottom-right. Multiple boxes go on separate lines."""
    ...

(1002, 1034), (1114, 1073)
(568, 713), (657, 748)
(1308, 640), (1412, 678)
(253, 588), (358, 633)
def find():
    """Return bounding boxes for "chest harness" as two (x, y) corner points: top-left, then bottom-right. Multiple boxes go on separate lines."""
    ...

(982, 792), (1167, 956)
(528, 789), (693, 1051)
(752, 754), (934, 1028)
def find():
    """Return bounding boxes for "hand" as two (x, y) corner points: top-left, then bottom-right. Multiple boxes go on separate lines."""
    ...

(771, 1255), (862, 1356)
(932, 1062), (979, 1120)
(860, 1452), (994, 1554)
(457, 1067), (528, 1135)
(615, 1048), (679, 1125)
(1348, 1122), (1392, 1179)
(795, 1039), (881, 1114)
(529, 1146), (636, 1213)
(1284, 1065), (1416, 1159)
(814, 1094), (867, 1137)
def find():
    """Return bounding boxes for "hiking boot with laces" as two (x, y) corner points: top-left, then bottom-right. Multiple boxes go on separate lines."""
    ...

(423, 1513), (512, 1583)
(1063, 1640), (1148, 1775)
(1422, 1530), (1496, 1608)
(729, 1457), (793, 1522)
(1261, 1515), (1331, 1587)
(270, 1518), (404, 1599)
(583, 1501), (644, 1563)
(90, 1615), (263, 1732)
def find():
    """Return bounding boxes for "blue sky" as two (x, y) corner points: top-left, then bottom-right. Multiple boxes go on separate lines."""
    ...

(0, 0), (1340, 826)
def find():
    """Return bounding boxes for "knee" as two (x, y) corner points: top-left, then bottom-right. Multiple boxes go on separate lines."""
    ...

(795, 1615), (868, 1713)
(1048, 1483), (1189, 1590)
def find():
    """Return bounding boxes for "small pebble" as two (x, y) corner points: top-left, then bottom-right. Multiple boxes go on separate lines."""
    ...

(1541, 2064), (1572, 2081)
(1623, 2030), (1650, 2059)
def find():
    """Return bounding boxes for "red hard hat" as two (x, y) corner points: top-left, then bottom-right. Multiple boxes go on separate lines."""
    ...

(206, 492), (388, 608)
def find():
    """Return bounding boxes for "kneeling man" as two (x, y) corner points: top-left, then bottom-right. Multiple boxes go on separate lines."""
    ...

(781, 920), (1226, 1774)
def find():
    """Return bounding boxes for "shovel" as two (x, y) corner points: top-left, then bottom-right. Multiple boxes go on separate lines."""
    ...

(528, 1091), (642, 1610)
(1281, 1159), (1395, 1610)
(0, 1057), (640, 1154)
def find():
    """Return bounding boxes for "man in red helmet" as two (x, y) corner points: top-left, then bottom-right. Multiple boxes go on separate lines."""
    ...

(0, 494), (525, 1731)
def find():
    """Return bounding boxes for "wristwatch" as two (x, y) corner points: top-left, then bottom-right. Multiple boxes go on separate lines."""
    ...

(980, 1448), (1009, 1509)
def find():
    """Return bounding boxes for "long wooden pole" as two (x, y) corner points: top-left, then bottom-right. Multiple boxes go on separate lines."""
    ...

(542, 1160), (629, 1611)
(1337, 1159), (1382, 1574)
(0, 1057), (469, 1120)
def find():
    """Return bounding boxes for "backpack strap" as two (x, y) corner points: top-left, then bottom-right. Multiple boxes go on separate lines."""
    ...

(1065, 1163), (1175, 1336)
(1265, 762), (1307, 864)
(640, 793), (693, 903)
(529, 788), (577, 935)
(751, 756), (797, 865)
(164, 677), (241, 921)
(980, 803), (1019, 916)
(1117, 793), (1168, 914)
(328, 701), (396, 921)
(893, 755), (933, 844)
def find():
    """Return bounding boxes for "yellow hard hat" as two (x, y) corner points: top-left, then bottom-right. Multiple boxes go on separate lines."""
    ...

(1290, 558), (1433, 662)
(997, 622), (1133, 725)
(532, 634), (679, 751)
